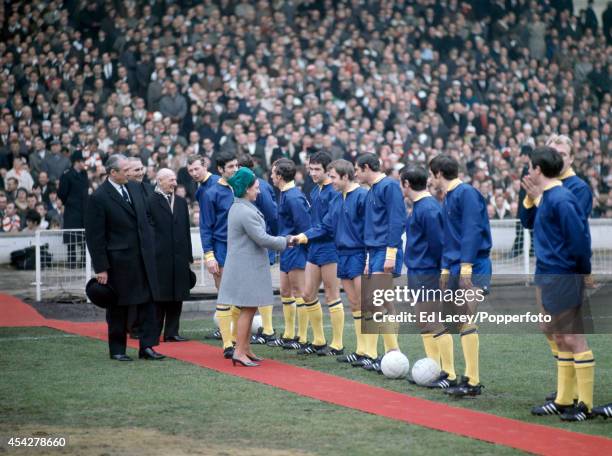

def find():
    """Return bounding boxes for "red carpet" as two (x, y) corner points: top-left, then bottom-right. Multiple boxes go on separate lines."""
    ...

(2, 294), (611, 455)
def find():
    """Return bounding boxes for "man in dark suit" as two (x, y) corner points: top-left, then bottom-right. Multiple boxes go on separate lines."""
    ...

(124, 156), (154, 338)
(85, 154), (164, 361)
(58, 151), (89, 268)
(148, 168), (193, 342)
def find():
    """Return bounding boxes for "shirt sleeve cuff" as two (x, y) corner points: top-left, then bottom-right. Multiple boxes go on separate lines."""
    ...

(460, 263), (473, 275)
(385, 247), (397, 261)
(204, 251), (215, 262)
(296, 233), (308, 244)
(441, 269), (450, 276)
(523, 195), (542, 209)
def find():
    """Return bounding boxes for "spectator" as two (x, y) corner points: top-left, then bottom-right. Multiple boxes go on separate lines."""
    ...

(6, 158), (34, 192)
(42, 141), (70, 182)
(2, 202), (20, 233)
(22, 209), (41, 233)
(159, 82), (187, 122)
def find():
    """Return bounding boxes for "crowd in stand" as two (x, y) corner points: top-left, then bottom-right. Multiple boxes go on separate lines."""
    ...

(0, 0), (610, 234)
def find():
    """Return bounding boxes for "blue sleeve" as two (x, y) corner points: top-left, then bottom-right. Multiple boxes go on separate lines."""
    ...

(386, 182), (407, 247)
(256, 183), (278, 234)
(558, 200), (592, 275)
(288, 194), (311, 233)
(519, 203), (537, 230)
(200, 191), (216, 253)
(422, 207), (444, 268)
(460, 189), (484, 264)
(304, 196), (337, 240)
(575, 184), (593, 218)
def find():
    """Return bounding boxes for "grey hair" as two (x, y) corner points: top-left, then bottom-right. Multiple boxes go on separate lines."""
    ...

(105, 154), (128, 174)
(156, 168), (175, 180)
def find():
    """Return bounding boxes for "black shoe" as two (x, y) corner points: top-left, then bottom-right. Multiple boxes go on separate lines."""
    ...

(297, 343), (319, 355)
(317, 345), (343, 357)
(110, 354), (133, 361)
(425, 372), (457, 389)
(251, 328), (275, 345)
(205, 329), (222, 340)
(445, 376), (483, 397)
(164, 335), (188, 342)
(351, 355), (373, 368)
(282, 337), (302, 350)
(531, 401), (573, 416)
(266, 336), (286, 347)
(337, 352), (361, 363)
(223, 346), (235, 359)
(545, 390), (557, 401)
(363, 356), (383, 373)
(560, 402), (594, 422)
(138, 347), (165, 360)
(593, 403), (612, 419)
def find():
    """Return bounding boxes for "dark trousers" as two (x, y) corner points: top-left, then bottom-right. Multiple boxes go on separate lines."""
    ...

(156, 301), (183, 339)
(106, 300), (158, 356)
(126, 305), (140, 336)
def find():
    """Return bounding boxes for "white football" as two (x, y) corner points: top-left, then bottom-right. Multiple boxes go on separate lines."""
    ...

(251, 314), (263, 334)
(380, 351), (410, 379)
(411, 358), (441, 386)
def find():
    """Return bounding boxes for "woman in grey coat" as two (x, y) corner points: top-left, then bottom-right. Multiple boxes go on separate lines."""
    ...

(218, 167), (290, 366)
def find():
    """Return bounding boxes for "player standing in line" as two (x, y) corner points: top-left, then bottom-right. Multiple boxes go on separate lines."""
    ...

(294, 159), (376, 362)
(268, 158), (312, 349)
(200, 151), (238, 358)
(523, 147), (594, 422)
(400, 166), (456, 386)
(428, 154), (491, 396)
(521, 134), (593, 405)
(292, 152), (344, 356)
(354, 154), (406, 372)
(237, 155), (278, 345)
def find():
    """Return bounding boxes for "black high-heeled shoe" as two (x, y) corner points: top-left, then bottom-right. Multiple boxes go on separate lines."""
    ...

(247, 354), (264, 362)
(231, 356), (259, 367)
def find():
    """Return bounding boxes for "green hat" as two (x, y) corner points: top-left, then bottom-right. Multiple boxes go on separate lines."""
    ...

(227, 167), (256, 198)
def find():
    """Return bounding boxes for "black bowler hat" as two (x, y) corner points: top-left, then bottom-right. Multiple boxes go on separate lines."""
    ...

(86, 278), (118, 308)
(189, 270), (197, 289)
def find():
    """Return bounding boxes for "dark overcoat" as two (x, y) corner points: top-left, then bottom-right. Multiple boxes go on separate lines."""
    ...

(147, 192), (193, 301)
(85, 179), (159, 306)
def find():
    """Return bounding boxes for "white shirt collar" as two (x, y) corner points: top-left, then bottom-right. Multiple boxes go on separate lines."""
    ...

(108, 178), (127, 196)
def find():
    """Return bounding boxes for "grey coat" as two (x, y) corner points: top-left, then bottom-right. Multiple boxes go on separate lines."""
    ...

(217, 198), (287, 307)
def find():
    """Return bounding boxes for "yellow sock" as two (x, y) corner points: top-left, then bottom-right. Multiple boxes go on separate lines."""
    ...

(328, 299), (344, 350)
(574, 350), (595, 411)
(435, 331), (455, 381)
(352, 311), (365, 356)
(383, 333), (399, 353)
(306, 299), (326, 346)
(421, 333), (440, 365)
(281, 297), (296, 339)
(259, 305), (274, 335)
(460, 326), (479, 386)
(556, 351), (576, 406)
(215, 306), (233, 349)
(296, 297), (310, 343)
(363, 314), (378, 359)
(547, 337), (559, 361)
(230, 306), (241, 342)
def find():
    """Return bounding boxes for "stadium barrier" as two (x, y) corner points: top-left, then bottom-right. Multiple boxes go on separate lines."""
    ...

(1, 220), (609, 302)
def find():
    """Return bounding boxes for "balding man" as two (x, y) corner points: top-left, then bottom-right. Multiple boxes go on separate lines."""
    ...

(148, 168), (193, 342)
(85, 154), (164, 361)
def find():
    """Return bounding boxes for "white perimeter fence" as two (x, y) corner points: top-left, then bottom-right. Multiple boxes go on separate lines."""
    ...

(1, 220), (611, 302)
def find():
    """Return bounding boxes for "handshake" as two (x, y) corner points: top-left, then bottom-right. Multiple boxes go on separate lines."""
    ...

(286, 234), (306, 248)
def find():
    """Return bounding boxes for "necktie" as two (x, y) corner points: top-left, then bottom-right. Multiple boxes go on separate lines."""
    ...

(166, 194), (172, 206)
(121, 186), (131, 205)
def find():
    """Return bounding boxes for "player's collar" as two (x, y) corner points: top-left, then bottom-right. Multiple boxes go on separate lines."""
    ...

(343, 183), (360, 199)
(543, 179), (562, 192)
(319, 178), (332, 189)
(218, 178), (229, 186)
(413, 191), (432, 202)
(281, 181), (295, 192)
(446, 178), (462, 192)
(372, 174), (385, 185)
(201, 172), (211, 184)
(559, 168), (576, 180)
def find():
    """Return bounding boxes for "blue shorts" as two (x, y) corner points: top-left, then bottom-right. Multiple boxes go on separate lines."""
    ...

(280, 245), (307, 273)
(407, 268), (440, 302)
(307, 241), (338, 266)
(448, 257), (492, 291)
(338, 251), (366, 280)
(536, 274), (585, 315)
(368, 248), (403, 277)
(214, 240), (227, 267)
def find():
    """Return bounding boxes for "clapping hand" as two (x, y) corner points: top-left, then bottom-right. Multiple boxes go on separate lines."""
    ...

(521, 174), (542, 202)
